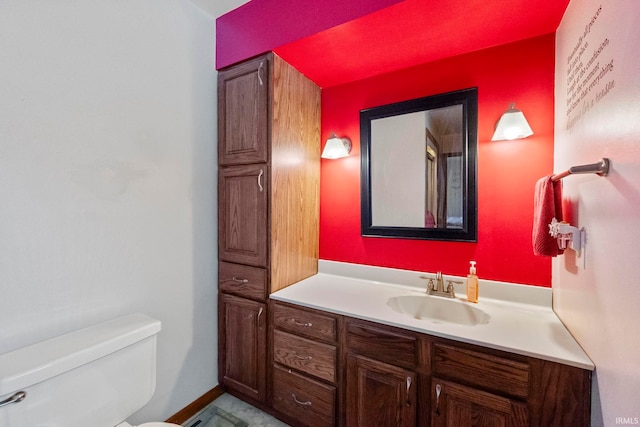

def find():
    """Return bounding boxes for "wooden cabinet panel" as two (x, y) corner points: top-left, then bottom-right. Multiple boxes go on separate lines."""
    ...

(527, 359), (591, 427)
(346, 319), (418, 369)
(219, 294), (267, 402)
(433, 343), (530, 399)
(431, 378), (528, 427)
(269, 55), (320, 293)
(272, 364), (336, 427)
(273, 329), (336, 383)
(218, 164), (268, 267)
(218, 55), (269, 165)
(273, 302), (337, 343)
(218, 261), (267, 301)
(346, 354), (416, 427)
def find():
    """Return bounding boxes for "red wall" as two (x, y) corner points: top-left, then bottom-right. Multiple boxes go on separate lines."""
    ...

(320, 34), (556, 286)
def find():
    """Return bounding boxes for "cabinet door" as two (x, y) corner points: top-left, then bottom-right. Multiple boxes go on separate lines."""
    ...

(218, 54), (269, 165)
(346, 354), (416, 427)
(431, 378), (528, 427)
(219, 294), (267, 402)
(219, 164), (268, 267)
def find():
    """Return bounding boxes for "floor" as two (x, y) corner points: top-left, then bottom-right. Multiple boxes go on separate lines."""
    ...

(182, 393), (290, 427)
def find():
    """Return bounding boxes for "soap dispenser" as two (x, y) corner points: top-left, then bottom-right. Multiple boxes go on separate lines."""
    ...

(466, 261), (479, 303)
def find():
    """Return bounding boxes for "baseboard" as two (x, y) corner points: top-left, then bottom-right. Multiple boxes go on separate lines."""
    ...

(165, 386), (225, 425)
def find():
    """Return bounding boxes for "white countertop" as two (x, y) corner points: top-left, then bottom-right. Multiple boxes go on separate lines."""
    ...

(271, 260), (594, 371)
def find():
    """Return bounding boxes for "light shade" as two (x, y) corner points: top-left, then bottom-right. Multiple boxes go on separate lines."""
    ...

(321, 134), (352, 159)
(491, 103), (534, 141)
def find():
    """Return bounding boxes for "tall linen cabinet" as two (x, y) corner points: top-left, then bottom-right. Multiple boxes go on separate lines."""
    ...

(217, 52), (321, 405)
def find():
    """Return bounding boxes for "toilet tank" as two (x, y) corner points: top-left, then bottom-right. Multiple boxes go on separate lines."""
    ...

(0, 314), (161, 427)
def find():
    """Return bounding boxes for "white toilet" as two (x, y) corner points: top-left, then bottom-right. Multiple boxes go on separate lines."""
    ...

(0, 314), (181, 427)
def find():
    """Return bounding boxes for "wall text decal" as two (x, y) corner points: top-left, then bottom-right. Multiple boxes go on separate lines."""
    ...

(565, 5), (616, 130)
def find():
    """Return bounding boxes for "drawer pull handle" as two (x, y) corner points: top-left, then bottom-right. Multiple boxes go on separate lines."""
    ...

(291, 393), (312, 406)
(258, 169), (264, 192)
(231, 277), (249, 283)
(406, 376), (412, 406)
(258, 60), (265, 86)
(292, 320), (313, 328)
(292, 351), (313, 361)
(435, 383), (442, 416)
(257, 307), (264, 321)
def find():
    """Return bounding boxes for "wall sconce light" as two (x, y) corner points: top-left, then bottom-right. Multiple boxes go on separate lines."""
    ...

(491, 103), (534, 141)
(321, 133), (352, 159)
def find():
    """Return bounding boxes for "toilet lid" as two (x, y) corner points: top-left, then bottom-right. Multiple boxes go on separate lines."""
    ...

(137, 423), (181, 427)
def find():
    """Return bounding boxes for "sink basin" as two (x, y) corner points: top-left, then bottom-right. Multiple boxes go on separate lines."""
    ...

(387, 295), (490, 326)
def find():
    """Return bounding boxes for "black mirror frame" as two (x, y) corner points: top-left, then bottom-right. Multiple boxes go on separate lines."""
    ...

(360, 87), (478, 242)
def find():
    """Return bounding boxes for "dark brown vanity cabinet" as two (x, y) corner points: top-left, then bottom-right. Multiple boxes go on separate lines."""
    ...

(268, 307), (591, 427)
(217, 52), (320, 405)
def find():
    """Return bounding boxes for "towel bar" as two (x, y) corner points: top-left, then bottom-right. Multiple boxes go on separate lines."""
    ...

(551, 158), (610, 181)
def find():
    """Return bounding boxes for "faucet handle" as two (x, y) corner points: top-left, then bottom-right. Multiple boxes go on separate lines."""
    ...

(445, 280), (463, 296)
(419, 275), (437, 292)
(420, 275), (436, 283)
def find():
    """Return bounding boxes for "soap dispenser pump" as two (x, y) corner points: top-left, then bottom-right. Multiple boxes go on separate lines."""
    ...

(466, 261), (479, 303)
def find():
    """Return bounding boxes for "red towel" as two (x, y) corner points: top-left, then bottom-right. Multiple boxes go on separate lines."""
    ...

(532, 175), (563, 257)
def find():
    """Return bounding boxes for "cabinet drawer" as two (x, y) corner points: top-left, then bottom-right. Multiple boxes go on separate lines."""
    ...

(272, 364), (336, 427)
(272, 303), (337, 343)
(346, 319), (418, 369)
(432, 343), (530, 399)
(273, 330), (336, 383)
(219, 262), (267, 301)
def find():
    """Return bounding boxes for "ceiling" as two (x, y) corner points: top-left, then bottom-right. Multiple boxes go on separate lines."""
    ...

(188, 0), (249, 19)
(274, 0), (570, 87)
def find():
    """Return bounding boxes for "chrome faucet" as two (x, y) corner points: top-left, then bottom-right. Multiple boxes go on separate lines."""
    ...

(421, 272), (457, 298)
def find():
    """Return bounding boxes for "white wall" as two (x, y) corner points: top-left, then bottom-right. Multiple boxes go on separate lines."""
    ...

(0, 0), (246, 422)
(554, 1), (640, 425)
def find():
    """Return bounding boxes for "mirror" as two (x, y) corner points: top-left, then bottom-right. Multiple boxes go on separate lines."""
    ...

(360, 87), (477, 241)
